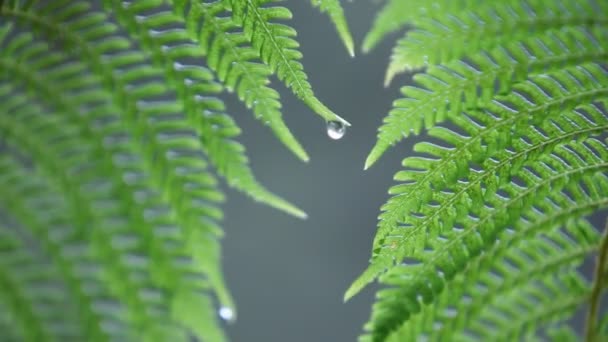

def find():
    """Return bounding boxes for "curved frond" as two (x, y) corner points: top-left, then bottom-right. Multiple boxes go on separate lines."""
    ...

(385, 219), (599, 341)
(0, 155), (132, 341)
(0, 11), (226, 340)
(0, 224), (83, 341)
(0, 79), (223, 340)
(351, 65), (608, 294)
(103, 0), (306, 217)
(356, 1), (608, 339)
(364, 139), (608, 340)
(366, 27), (608, 168)
(1, 0), (351, 340)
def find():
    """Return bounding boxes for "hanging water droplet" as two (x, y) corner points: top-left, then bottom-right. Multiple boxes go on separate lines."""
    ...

(326, 121), (346, 140)
(218, 306), (236, 324)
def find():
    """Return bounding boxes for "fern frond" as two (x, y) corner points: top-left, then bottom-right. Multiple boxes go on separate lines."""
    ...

(354, 0), (608, 334)
(101, 0), (306, 217)
(311, 0), (354, 56)
(0, 2), (295, 321)
(349, 65), (608, 296)
(385, 0), (608, 83)
(1, 0), (351, 340)
(174, 0), (308, 161)
(0, 82), (222, 340)
(356, 47), (608, 342)
(0, 156), (132, 341)
(385, 219), (599, 341)
(230, 0), (350, 125)
(463, 272), (590, 341)
(357, 0), (608, 338)
(146, 0), (308, 162)
(0, 236), (80, 342)
(0, 21), (226, 340)
(364, 147), (608, 340)
(366, 27), (608, 168)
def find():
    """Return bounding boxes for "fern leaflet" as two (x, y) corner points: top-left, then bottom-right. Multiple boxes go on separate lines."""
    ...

(311, 0), (354, 56)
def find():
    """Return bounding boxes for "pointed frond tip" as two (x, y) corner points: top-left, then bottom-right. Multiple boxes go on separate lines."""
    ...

(258, 190), (308, 219)
(168, 0), (310, 162)
(344, 265), (384, 301)
(230, 0), (351, 126)
(311, 0), (355, 57)
(364, 143), (388, 170)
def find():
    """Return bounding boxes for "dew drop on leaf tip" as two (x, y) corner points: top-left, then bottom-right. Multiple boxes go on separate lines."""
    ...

(218, 306), (236, 324)
(326, 120), (346, 140)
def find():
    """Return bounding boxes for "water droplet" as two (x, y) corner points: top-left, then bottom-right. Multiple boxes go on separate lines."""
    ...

(218, 306), (236, 324)
(326, 121), (346, 140)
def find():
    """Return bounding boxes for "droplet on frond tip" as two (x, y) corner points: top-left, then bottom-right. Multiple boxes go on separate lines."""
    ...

(326, 120), (346, 140)
(218, 306), (236, 324)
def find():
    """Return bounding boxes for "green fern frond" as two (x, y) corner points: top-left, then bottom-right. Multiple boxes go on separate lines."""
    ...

(366, 27), (608, 168)
(0, 13), (228, 341)
(0, 0), (349, 339)
(1, 0), (349, 338)
(311, 0), (354, 57)
(0, 77), (225, 340)
(362, 145), (608, 340)
(384, 219), (599, 341)
(103, 0), (306, 217)
(167, 0), (308, 162)
(385, 0), (608, 84)
(0, 232), (82, 342)
(229, 0), (350, 126)
(350, 65), (608, 294)
(0, 155), (133, 341)
(0, 7), (231, 295)
(354, 0), (608, 339)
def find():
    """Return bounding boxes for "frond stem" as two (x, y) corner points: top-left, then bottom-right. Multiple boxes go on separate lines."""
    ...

(585, 219), (608, 342)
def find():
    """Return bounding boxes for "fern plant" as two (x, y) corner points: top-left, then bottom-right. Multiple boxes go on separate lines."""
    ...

(2, 0), (608, 341)
(347, 0), (608, 341)
(0, 0), (353, 340)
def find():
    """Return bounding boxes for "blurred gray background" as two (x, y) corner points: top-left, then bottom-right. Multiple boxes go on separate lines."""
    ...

(219, 1), (412, 341)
